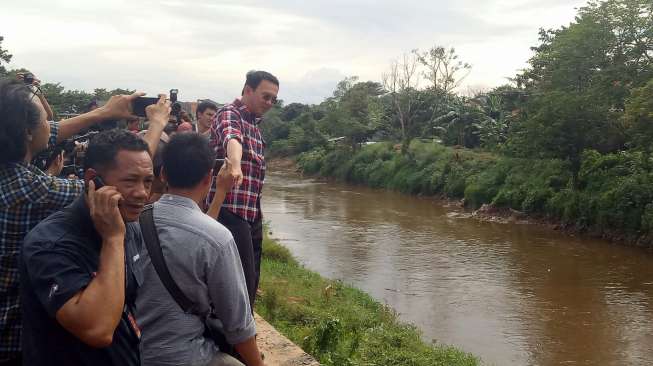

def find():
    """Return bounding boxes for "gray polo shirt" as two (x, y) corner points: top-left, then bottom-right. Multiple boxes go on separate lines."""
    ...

(135, 194), (255, 366)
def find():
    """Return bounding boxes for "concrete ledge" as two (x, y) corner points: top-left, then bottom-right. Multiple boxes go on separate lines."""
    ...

(255, 313), (320, 366)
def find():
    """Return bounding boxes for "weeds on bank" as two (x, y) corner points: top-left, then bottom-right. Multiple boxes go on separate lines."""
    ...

(298, 141), (653, 246)
(257, 236), (479, 366)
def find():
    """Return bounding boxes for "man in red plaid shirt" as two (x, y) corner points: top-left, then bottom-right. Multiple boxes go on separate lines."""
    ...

(207, 70), (279, 309)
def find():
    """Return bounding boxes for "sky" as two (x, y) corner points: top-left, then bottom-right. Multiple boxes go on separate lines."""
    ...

(1, 0), (588, 105)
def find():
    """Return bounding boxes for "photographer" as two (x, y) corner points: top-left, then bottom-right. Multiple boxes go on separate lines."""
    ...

(0, 78), (165, 365)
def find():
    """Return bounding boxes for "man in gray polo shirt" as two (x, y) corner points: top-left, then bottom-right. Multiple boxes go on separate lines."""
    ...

(135, 133), (265, 366)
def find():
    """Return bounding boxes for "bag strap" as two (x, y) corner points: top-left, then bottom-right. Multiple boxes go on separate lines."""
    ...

(139, 205), (195, 313)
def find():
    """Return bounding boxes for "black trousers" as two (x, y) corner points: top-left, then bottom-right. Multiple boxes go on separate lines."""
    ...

(217, 208), (263, 309)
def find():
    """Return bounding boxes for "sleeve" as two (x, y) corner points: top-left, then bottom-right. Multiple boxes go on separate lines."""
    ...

(21, 170), (84, 209)
(22, 239), (93, 318)
(205, 238), (256, 345)
(217, 109), (244, 151)
(48, 120), (59, 147)
(41, 175), (85, 208)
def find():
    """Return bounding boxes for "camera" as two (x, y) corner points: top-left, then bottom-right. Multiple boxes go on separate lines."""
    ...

(133, 89), (183, 122)
(23, 73), (34, 85)
(170, 89), (182, 121)
(32, 131), (99, 177)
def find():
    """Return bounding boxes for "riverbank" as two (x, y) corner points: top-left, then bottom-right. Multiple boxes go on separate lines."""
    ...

(287, 141), (653, 248)
(257, 234), (480, 366)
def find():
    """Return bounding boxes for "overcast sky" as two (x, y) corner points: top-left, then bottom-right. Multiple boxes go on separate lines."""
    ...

(1, 0), (588, 104)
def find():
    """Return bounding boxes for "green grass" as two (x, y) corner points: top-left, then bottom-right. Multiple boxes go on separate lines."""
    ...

(257, 235), (480, 366)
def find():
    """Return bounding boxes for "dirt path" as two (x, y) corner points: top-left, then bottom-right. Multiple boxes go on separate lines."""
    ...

(255, 313), (320, 366)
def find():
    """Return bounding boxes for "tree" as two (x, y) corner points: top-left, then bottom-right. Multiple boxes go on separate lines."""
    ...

(280, 103), (310, 121)
(413, 46), (471, 93)
(0, 36), (12, 76)
(382, 52), (421, 146)
(93, 88), (135, 101)
(518, 0), (652, 108)
(625, 78), (653, 161)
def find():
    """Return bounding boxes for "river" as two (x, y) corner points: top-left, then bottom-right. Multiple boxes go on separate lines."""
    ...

(261, 169), (653, 366)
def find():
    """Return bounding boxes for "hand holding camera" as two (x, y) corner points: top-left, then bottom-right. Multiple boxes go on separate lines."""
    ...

(144, 95), (171, 130)
(97, 91), (145, 121)
(16, 72), (38, 86)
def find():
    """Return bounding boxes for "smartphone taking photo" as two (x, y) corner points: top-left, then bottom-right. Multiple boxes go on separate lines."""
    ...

(132, 97), (159, 118)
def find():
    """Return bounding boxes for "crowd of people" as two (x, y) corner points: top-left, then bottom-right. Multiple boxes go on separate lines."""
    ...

(0, 70), (280, 366)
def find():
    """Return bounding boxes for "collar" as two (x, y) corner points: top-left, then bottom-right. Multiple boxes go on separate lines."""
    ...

(5, 161), (45, 175)
(158, 193), (202, 212)
(232, 98), (263, 125)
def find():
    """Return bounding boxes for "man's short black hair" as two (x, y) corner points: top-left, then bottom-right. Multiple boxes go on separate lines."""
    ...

(162, 132), (214, 189)
(196, 101), (218, 116)
(84, 129), (149, 172)
(0, 78), (42, 165)
(242, 70), (279, 95)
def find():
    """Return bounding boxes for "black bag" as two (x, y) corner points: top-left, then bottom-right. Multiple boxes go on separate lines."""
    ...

(139, 205), (241, 360)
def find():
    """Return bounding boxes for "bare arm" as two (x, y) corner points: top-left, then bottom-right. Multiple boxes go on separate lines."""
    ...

(57, 92), (144, 143)
(55, 235), (125, 348)
(55, 181), (127, 348)
(37, 91), (54, 121)
(141, 95), (171, 156)
(234, 336), (265, 366)
(227, 139), (244, 186)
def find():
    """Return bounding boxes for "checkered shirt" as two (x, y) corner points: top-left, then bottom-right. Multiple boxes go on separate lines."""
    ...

(207, 99), (266, 223)
(0, 121), (84, 361)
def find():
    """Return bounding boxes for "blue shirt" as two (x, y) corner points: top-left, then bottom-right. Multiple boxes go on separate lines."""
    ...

(20, 195), (142, 366)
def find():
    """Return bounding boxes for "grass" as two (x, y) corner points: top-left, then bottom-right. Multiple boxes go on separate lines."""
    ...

(257, 234), (480, 366)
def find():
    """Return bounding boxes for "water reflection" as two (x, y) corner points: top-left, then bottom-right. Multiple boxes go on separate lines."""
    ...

(262, 171), (653, 366)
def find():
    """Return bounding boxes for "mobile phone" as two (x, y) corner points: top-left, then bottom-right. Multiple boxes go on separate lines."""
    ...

(92, 176), (105, 189)
(132, 97), (159, 117)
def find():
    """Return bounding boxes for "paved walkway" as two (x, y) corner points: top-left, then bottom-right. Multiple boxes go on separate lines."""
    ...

(255, 313), (320, 366)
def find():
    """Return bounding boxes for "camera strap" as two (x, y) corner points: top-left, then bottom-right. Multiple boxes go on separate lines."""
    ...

(139, 205), (195, 313)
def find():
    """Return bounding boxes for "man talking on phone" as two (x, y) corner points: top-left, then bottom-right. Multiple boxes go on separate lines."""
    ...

(207, 70), (279, 309)
(19, 128), (159, 365)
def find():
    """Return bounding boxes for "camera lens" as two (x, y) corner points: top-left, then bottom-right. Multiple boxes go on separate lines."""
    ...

(23, 74), (34, 84)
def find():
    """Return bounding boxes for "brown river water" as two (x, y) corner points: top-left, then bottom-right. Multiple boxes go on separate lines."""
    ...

(261, 169), (653, 366)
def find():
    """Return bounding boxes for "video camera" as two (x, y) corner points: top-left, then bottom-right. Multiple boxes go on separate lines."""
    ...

(23, 73), (35, 85)
(32, 131), (99, 177)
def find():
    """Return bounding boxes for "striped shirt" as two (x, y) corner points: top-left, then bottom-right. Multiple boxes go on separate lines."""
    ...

(0, 121), (85, 361)
(207, 99), (266, 223)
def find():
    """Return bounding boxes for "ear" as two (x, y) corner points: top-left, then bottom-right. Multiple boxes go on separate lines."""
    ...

(202, 169), (214, 186)
(26, 129), (33, 142)
(159, 167), (169, 184)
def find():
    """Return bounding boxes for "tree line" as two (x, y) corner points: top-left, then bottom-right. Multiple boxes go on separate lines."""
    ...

(0, 38), (134, 117)
(261, 0), (653, 245)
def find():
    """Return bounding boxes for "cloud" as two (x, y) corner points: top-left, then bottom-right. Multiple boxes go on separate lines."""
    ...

(0, 0), (587, 103)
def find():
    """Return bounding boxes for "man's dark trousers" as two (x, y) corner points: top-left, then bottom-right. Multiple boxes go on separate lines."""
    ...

(218, 207), (263, 309)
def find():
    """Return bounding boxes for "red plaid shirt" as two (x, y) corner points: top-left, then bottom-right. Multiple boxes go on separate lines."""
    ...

(207, 99), (265, 223)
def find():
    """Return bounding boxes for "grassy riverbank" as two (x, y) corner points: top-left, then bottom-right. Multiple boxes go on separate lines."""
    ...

(257, 235), (480, 366)
(295, 141), (653, 247)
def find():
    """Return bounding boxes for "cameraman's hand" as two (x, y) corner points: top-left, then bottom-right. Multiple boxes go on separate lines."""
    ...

(98, 92), (145, 121)
(145, 94), (171, 129)
(87, 180), (126, 242)
(46, 151), (65, 176)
